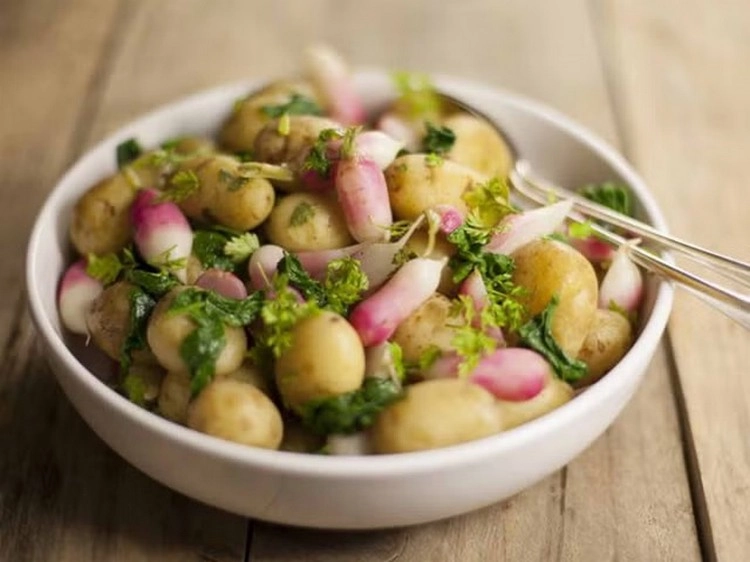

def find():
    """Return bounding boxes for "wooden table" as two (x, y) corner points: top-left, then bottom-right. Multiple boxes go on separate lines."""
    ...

(1, 1), (747, 560)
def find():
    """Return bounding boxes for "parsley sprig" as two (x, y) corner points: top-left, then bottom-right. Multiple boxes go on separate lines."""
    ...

(422, 122), (456, 155)
(261, 93), (323, 119)
(462, 177), (515, 228)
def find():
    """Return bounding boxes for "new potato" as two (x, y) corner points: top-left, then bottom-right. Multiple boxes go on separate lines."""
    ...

(371, 379), (503, 453)
(512, 239), (598, 358)
(266, 192), (353, 251)
(443, 113), (514, 178)
(85, 281), (136, 361)
(577, 309), (634, 385)
(496, 378), (574, 430)
(391, 294), (460, 364)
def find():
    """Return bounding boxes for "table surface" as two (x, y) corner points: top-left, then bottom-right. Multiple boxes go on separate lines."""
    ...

(1, 1), (748, 560)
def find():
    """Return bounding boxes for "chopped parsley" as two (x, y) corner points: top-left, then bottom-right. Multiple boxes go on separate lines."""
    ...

(158, 169), (200, 202)
(116, 138), (143, 168)
(302, 128), (344, 177)
(462, 177), (515, 228)
(449, 296), (497, 376)
(567, 220), (595, 239)
(578, 181), (633, 217)
(301, 377), (403, 435)
(119, 287), (156, 375)
(391, 71), (442, 119)
(218, 168), (249, 192)
(518, 296), (588, 383)
(422, 122), (456, 155)
(425, 153), (443, 167)
(261, 93), (323, 119)
(192, 230), (239, 272)
(168, 288), (264, 393)
(86, 252), (123, 285)
(289, 201), (315, 227)
(223, 232), (259, 263)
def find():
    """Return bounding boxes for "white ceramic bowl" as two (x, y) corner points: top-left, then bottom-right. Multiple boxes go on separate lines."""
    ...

(26, 71), (673, 530)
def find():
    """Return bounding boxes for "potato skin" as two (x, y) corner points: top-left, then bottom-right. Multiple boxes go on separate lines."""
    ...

(511, 239), (598, 358)
(187, 379), (283, 449)
(266, 192), (354, 251)
(385, 154), (486, 220)
(147, 288), (247, 375)
(274, 311), (365, 414)
(496, 378), (573, 430)
(576, 309), (634, 385)
(443, 113), (514, 178)
(158, 370), (192, 423)
(371, 379), (503, 453)
(180, 155), (275, 230)
(391, 294), (459, 364)
(69, 173), (136, 256)
(85, 281), (135, 361)
(253, 115), (340, 186)
(219, 80), (319, 153)
(219, 360), (273, 397)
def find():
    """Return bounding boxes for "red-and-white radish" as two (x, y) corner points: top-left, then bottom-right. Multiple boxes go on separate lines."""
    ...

(468, 348), (552, 401)
(430, 204), (464, 234)
(335, 132), (393, 243)
(305, 45), (366, 125)
(354, 131), (404, 170)
(376, 112), (422, 152)
(58, 259), (104, 335)
(131, 188), (193, 283)
(570, 233), (615, 262)
(196, 269), (248, 300)
(598, 244), (643, 313)
(247, 244), (286, 290)
(486, 200), (573, 256)
(348, 257), (446, 347)
(457, 270), (505, 344)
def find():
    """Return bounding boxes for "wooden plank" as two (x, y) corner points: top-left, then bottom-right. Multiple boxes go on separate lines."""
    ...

(594, 0), (750, 559)
(0, 1), (247, 560)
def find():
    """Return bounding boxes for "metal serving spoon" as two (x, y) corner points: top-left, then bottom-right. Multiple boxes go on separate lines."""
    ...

(437, 92), (750, 330)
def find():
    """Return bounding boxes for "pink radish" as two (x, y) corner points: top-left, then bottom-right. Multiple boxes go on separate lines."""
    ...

(599, 244), (643, 313)
(486, 200), (573, 255)
(131, 189), (193, 283)
(457, 271), (505, 344)
(305, 45), (366, 125)
(349, 257), (446, 346)
(421, 352), (462, 380)
(354, 131), (404, 169)
(247, 244), (286, 290)
(335, 136), (393, 242)
(469, 348), (552, 401)
(570, 234), (615, 262)
(430, 204), (464, 234)
(196, 269), (248, 300)
(58, 260), (103, 335)
(376, 112), (422, 152)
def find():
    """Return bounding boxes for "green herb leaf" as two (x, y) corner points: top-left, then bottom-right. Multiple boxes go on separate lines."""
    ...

(425, 153), (443, 167)
(261, 93), (323, 119)
(181, 321), (226, 394)
(218, 168), (249, 192)
(462, 177), (514, 228)
(422, 122), (456, 155)
(391, 71), (442, 119)
(119, 287), (156, 375)
(160, 137), (185, 151)
(116, 138), (143, 168)
(193, 230), (237, 272)
(449, 296), (498, 376)
(86, 253), (123, 285)
(417, 344), (442, 372)
(578, 181), (633, 217)
(323, 257), (369, 315)
(125, 269), (178, 298)
(568, 221), (595, 239)
(388, 342), (406, 382)
(289, 201), (315, 227)
(223, 232), (259, 263)
(518, 296), (588, 382)
(122, 372), (148, 406)
(301, 378), (403, 435)
(302, 128), (343, 176)
(158, 170), (200, 203)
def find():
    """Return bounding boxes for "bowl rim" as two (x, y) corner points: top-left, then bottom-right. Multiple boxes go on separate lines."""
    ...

(25, 70), (674, 478)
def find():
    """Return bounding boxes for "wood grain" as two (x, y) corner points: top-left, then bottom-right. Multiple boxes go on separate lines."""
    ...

(594, 0), (750, 559)
(0, 1), (247, 560)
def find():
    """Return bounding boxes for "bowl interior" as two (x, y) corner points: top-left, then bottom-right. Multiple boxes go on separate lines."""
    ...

(26, 71), (673, 475)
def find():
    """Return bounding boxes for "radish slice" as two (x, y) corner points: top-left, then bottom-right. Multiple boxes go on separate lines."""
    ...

(599, 244), (643, 313)
(131, 188), (193, 283)
(486, 200), (574, 255)
(354, 131), (404, 170)
(58, 260), (103, 334)
(305, 45), (366, 125)
(349, 257), (446, 347)
(469, 348), (552, 401)
(196, 269), (248, 300)
(248, 244), (285, 290)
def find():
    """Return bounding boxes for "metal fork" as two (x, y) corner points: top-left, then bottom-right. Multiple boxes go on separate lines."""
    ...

(439, 93), (750, 330)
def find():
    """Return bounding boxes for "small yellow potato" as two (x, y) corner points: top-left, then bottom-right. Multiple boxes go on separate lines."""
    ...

(275, 311), (365, 414)
(187, 379), (283, 449)
(147, 288), (247, 375)
(180, 155), (275, 230)
(170, 135), (216, 156)
(443, 113), (513, 178)
(402, 230), (458, 295)
(219, 360), (273, 397)
(253, 115), (341, 185)
(496, 378), (574, 430)
(158, 370), (192, 424)
(576, 309), (634, 385)
(391, 294), (460, 364)
(371, 379), (503, 454)
(85, 281), (135, 361)
(384, 154), (487, 220)
(512, 239), (598, 358)
(123, 362), (165, 405)
(265, 192), (354, 251)
(219, 80), (320, 153)
(69, 173), (136, 256)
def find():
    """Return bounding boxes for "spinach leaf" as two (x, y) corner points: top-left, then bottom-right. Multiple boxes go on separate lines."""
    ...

(301, 378), (403, 435)
(125, 268), (178, 298)
(261, 94), (323, 118)
(422, 122), (456, 155)
(192, 230), (237, 272)
(518, 296), (588, 383)
(119, 287), (156, 375)
(116, 138), (143, 168)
